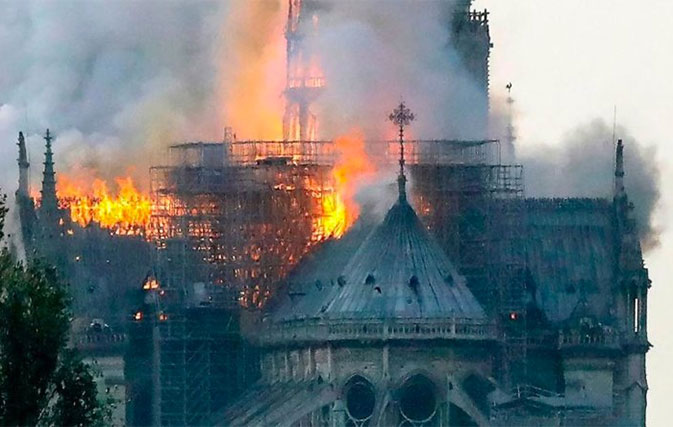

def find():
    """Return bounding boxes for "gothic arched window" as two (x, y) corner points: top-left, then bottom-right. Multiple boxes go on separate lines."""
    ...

(344, 375), (376, 426)
(399, 375), (438, 425)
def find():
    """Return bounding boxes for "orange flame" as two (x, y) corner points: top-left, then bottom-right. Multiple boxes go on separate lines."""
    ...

(321, 130), (376, 238)
(57, 176), (151, 235)
(217, 0), (287, 140)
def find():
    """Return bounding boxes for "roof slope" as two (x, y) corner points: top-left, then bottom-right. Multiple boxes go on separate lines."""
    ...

(271, 197), (486, 321)
(216, 379), (337, 426)
(323, 198), (484, 319)
(524, 198), (617, 324)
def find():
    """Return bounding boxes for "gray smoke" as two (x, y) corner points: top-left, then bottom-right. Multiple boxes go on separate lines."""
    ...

(0, 0), (226, 191)
(309, 0), (487, 141)
(0, 1), (488, 187)
(519, 119), (661, 249)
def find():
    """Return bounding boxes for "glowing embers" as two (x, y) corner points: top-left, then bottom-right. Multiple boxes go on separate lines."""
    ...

(57, 175), (151, 235)
(143, 276), (160, 291)
(239, 284), (271, 309)
(148, 138), (375, 309)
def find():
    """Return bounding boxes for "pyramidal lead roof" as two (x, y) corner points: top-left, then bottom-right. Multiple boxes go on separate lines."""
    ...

(270, 102), (485, 322)
(270, 194), (486, 322)
(322, 196), (485, 320)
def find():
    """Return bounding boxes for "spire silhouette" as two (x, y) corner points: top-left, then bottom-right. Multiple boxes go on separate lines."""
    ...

(388, 101), (415, 203)
(41, 129), (58, 213)
(16, 132), (29, 198)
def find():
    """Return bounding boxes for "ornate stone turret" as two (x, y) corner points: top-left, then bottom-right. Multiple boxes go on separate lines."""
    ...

(612, 139), (648, 335)
(36, 128), (66, 255)
(14, 132), (37, 255)
(610, 138), (650, 426)
(16, 132), (30, 198)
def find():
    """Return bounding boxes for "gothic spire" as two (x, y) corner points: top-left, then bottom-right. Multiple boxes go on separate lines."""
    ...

(388, 101), (415, 203)
(41, 129), (58, 212)
(16, 132), (30, 198)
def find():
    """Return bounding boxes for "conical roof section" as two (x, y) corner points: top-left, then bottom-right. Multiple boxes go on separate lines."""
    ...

(270, 102), (485, 322)
(322, 196), (485, 319)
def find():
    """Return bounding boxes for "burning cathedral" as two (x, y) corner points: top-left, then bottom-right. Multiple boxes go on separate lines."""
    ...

(12, 1), (649, 426)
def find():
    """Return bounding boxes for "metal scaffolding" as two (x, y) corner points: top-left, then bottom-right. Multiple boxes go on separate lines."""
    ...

(409, 160), (526, 387)
(144, 138), (527, 423)
(149, 140), (337, 308)
(148, 139), (501, 307)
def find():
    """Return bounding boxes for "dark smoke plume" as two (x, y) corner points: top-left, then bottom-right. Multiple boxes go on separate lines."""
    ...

(518, 119), (661, 249)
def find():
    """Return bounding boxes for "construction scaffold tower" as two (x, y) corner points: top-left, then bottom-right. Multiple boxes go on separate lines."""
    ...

(143, 136), (527, 423)
(408, 144), (527, 387)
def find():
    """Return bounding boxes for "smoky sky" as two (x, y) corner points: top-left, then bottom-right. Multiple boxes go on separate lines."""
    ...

(518, 119), (661, 249)
(0, 1), (660, 250)
(0, 0), (225, 192)
(311, 0), (487, 140)
(0, 0), (488, 196)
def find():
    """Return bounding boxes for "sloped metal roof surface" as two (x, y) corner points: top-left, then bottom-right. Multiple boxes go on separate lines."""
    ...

(216, 379), (337, 426)
(270, 196), (618, 325)
(523, 198), (617, 324)
(272, 197), (486, 321)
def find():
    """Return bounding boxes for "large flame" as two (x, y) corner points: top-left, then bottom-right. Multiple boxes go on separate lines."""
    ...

(53, 132), (372, 240)
(321, 131), (376, 238)
(217, 0), (287, 140)
(57, 176), (151, 235)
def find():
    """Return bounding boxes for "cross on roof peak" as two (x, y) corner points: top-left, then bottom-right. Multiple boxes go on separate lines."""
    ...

(388, 101), (415, 202)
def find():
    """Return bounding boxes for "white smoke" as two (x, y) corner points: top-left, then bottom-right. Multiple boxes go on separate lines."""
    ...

(308, 0), (488, 141)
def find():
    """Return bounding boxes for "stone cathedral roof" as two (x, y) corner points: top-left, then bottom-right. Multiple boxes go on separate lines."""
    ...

(270, 195), (486, 322)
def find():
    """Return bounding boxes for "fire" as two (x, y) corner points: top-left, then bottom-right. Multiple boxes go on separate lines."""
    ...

(143, 277), (160, 290)
(320, 193), (348, 239)
(57, 176), (151, 235)
(288, 56), (326, 89)
(320, 131), (376, 238)
(217, 0), (287, 140)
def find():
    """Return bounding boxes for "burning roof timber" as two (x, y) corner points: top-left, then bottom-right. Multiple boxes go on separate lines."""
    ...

(148, 138), (510, 308)
(159, 138), (502, 169)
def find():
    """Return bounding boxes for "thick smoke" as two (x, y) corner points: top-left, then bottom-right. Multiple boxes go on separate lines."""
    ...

(0, 1), (256, 193)
(518, 119), (661, 249)
(0, 1), (488, 191)
(310, 0), (487, 141)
